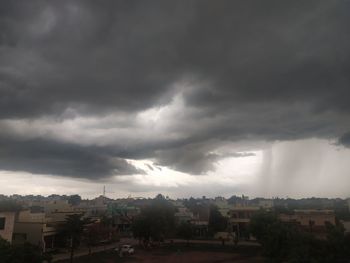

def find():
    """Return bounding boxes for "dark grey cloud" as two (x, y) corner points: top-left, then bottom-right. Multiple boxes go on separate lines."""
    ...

(1, 0), (349, 117)
(154, 141), (257, 175)
(0, 0), (350, 178)
(0, 136), (144, 179)
(339, 132), (350, 147)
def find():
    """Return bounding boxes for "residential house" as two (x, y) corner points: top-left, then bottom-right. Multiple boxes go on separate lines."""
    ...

(279, 209), (336, 239)
(12, 209), (57, 252)
(227, 206), (260, 239)
(0, 211), (16, 243)
(12, 202), (84, 252)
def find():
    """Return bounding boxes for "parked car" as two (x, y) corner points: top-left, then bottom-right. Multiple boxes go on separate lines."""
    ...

(115, 244), (135, 255)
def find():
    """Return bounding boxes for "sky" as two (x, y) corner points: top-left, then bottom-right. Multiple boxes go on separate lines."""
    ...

(1, 0), (350, 199)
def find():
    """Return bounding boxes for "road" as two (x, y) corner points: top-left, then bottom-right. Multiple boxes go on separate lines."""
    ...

(52, 242), (119, 262)
(52, 238), (260, 262)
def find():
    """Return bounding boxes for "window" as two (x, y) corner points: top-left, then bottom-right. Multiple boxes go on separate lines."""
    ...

(0, 217), (5, 230)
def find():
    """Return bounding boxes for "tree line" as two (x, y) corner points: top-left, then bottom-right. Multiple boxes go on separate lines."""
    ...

(250, 211), (350, 263)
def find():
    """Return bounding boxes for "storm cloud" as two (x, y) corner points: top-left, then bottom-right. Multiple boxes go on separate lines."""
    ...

(0, 136), (144, 178)
(1, 0), (350, 179)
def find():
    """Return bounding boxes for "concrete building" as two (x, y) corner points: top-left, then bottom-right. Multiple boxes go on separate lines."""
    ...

(12, 210), (57, 252)
(257, 199), (274, 209)
(212, 197), (234, 217)
(280, 209), (335, 227)
(107, 203), (140, 236)
(280, 209), (336, 239)
(190, 219), (209, 238)
(228, 206), (260, 239)
(0, 211), (16, 243)
(12, 203), (84, 252)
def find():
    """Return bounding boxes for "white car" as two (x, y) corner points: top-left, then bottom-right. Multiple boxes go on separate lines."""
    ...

(115, 244), (135, 255)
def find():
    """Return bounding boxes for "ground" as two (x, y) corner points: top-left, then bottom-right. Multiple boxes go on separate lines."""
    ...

(58, 244), (263, 263)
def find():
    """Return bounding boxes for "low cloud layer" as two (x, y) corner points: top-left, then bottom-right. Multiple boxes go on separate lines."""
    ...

(0, 136), (144, 178)
(1, 1), (350, 184)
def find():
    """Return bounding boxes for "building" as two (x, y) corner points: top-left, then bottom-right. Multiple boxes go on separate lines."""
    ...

(12, 209), (57, 252)
(280, 209), (335, 226)
(12, 202), (84, 252)
(107, 203), (140, 236)
(227, 206), (260, 239)
(0, 211), (16, 243)
(279, 209), (336, 239)
(175, 207), (194, 224)
(212, 197), (233, 217)
(257, 199), (274, 209)
(190, 219), (209, 238)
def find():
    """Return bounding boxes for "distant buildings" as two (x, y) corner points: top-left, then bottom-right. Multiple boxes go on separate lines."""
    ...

(280, 209), (336, 239)
(1, 194), (349, 250)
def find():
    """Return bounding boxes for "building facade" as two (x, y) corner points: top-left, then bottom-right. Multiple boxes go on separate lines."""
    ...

(0, 211), (16, 243)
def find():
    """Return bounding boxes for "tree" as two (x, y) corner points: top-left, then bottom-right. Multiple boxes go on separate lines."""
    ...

(11, 243), (46, 263)
(249, 211), (350, 263)
(0, 237), (47, 263)
(132, 195), (176, 243)
(177, 222), (193, 245)
(208, 205), (227, 234)
(324, 221), (350, 262)
(132, 215), (152, 244)
(0, 237), (11, 263)
(249, 211), (277, 241)
(61, 214), (90, 263)
(84, 218), (117, 252)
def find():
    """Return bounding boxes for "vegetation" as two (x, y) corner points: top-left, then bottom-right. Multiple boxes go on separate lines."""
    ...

(132, 194), (176, 242)
(208, 205), (227, 235)
(250, 211), (350, 262)
(61, 214), (91, 263)
(0, 237), (49, 263)
(177, 222), (194, 244)
(84, 217), (118, 249)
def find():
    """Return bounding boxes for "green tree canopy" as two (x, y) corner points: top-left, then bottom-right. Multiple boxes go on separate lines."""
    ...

(61, 213), (91, 263)
(132, 195), (176, 241)
(250, 211), (350, 262)
(177, 222), (193, 244)
(208, 205), (227, 234)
